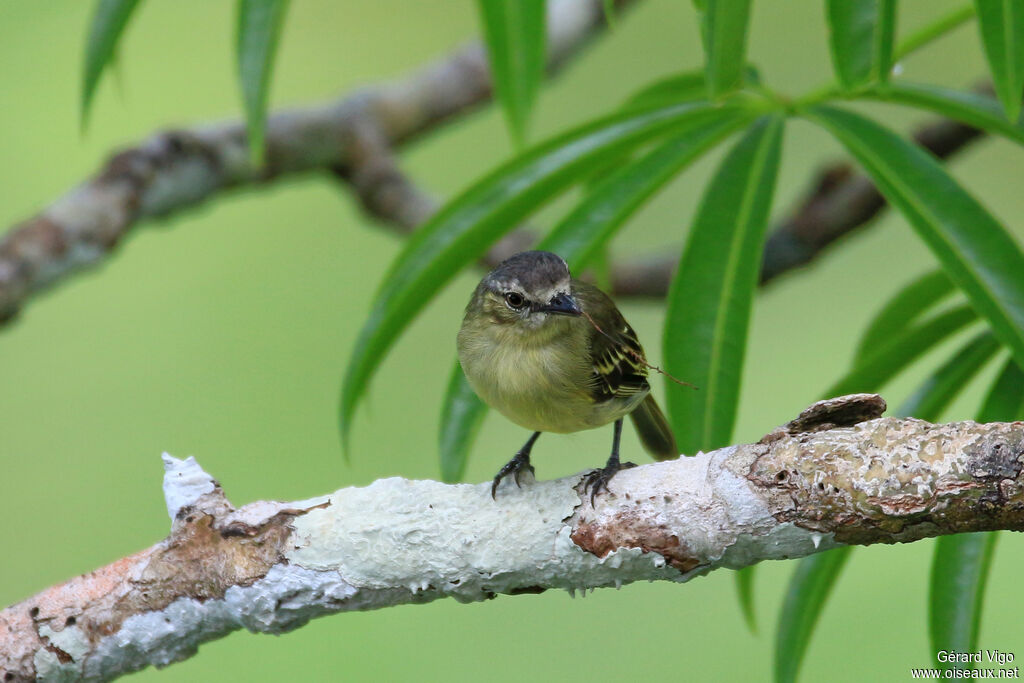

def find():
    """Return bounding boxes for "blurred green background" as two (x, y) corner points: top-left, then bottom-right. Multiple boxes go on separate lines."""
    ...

(1, 1), (1022, 680)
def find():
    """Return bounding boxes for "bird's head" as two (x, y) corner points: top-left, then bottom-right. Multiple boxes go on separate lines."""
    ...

(475, 251), (582, 331)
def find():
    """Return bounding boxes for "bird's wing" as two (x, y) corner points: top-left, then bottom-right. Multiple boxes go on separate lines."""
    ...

(571, 280), (650, 403)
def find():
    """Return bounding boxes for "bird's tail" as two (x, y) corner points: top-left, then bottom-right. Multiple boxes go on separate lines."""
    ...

(630, 394), (677, 460)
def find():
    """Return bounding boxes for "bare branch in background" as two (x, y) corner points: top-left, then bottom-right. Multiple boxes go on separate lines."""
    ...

(0, 0), (993, 324)
(0, 0), (633, 325)
(4, 394), (1024, 681)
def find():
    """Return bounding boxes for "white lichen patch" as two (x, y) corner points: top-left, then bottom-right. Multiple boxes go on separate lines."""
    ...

(161, 454), (215, 520)
(288, 476), (584, 599)
(286, 474), (683, 601)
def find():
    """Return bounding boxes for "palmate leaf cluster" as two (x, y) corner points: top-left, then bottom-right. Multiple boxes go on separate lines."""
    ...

(80, 1), (1024, 681)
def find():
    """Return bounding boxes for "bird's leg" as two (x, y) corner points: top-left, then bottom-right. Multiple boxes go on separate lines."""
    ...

(491, 431), (541, 499)
(583, 418), (636, 504)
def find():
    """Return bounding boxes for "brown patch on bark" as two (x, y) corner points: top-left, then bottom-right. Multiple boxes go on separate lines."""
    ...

(103, 503), (332, 632)
(0, 498), (319, 679)
(0, 217), (67, 262)
(571, 510), (700, 572)
(761, 394), (887, 444)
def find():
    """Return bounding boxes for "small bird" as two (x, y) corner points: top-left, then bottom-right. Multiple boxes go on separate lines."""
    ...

(457, 250), (677, 501)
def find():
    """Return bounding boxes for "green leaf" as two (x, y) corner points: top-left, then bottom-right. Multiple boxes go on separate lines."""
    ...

(664, 116), (785, 454)
(855, 270), (956, 366)
(735, 566), (758, 634)
(341, 100), (752, 449)
(81, 0), (142, 124)
(542, 112), (752, 269)
(775, 547), (853, 683)
(826, 0), (897, 89)
(237, 0), (289, 164)
(865, 81), (1024, 145)
(623, 67), (760, 111)
(439, 363), (488, 483)
(897, 331), (1000, 420)
(929, 358), (1023, 672)
(875, 0), (897, 83)
(978, 356), (1024, 421)
(701, 0), (753, 98)
(973, 0), (1024, 122)
(602, 0), (617, 28)
(806, 105), (1024, 374)
(477, 0), (547, 146)
(829, 305), (978, 396)
(625, 72), (713, 110)
(930, 532), (999, 673)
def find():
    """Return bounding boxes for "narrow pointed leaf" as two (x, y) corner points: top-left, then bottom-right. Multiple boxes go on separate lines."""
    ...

(625, 72), (713, 110)
(978, 356), (1024, 421)
(855, 270), (956, 365)
(542, 112), (752, 268)
(701, 0), (753, 98)
(826, 0), (897, 89)
(929, 357), (1023, 671)
(931, 532), (999, 673)
(865, 81), (1024, 145)
(973, 0), (1024, 122)
(664, 116), (784, 454)
(439, 363), (488, 483)
(237, 0), (289, 164)
(477, 0), (546, 146)
(806, 105), (1024, 374)
(897, 331), (1000, 420)
(81, 0), (142, 124)
(735, 566), (758, 634)
(602, 0), (617, 28)
(775, 547), (853, 683)
(875, 0), (897, 83)
(829, 305), (978, 396)
(624, 67), (760, 111)
(342, 100), (748, 448)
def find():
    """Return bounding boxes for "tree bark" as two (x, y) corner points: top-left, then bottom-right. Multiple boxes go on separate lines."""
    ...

(3, 395), (1023, 682)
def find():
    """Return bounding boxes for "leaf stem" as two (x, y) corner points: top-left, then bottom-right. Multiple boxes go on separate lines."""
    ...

(894, 4), (976, 63)
(792, 4), (976, 111)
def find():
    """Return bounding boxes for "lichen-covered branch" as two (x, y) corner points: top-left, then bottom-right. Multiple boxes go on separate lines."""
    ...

(3, 394), (1024, 682)
(0, 0), (631, 324)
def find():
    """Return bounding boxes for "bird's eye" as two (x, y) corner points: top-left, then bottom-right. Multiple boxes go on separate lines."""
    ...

(504, 292), (526, 310)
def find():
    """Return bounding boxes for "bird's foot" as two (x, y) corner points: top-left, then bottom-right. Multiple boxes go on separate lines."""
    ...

(491, 452), (536, 499)
(582, 460), (636, 505)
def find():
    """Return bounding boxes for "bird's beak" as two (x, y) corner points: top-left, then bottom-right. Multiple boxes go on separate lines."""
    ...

(537, 292), (582, 316)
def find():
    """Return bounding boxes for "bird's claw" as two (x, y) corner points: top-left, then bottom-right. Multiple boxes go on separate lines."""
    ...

(582, 461), (636, 505)
(491, 454), (535, 499)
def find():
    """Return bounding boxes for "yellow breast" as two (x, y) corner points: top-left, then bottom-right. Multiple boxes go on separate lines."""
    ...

(456, 317), (645, 434)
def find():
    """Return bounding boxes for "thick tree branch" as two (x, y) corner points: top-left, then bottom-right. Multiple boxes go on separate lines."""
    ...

(3, 394), (1024, 682)
(0, 0), (630, 325)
